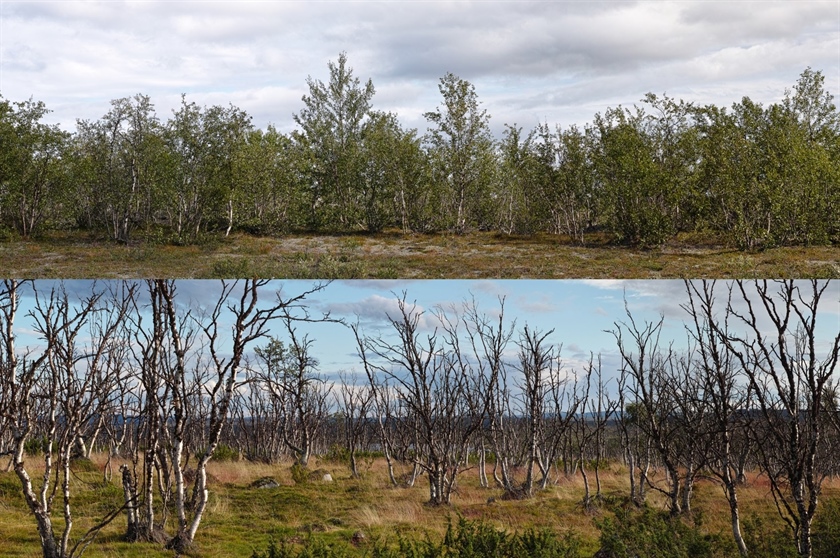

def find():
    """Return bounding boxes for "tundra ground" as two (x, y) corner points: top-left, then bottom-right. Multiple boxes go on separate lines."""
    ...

(1, 453), (838, 557)
(2, 230), (838, 278)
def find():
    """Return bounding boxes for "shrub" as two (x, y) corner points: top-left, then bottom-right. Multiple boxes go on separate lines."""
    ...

(251, 537), (350, 558)
(382, 516), (579, 558)
(251, 517), (581, 558)
(324, 444), (349, 464)
(290, 462), (309, 485)
(24, 436), (55, 456)
(193, 443), (240, 462)
(213, 443), (241, 462)
(595, 502), (727, 558)
(741, 514), (798, 558)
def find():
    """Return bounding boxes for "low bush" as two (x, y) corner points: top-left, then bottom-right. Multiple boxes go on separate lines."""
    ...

(251, 517), (580, 558)
(213, 443), (241, 462)
(24, 436), (53, 456)
(741, 514), (797, 558)
(291, 462), (309, 485)
(252, 537), (351, 558)
(595, 502), (728, 558)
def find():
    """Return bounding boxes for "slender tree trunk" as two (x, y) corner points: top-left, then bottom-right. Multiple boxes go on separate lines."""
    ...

(14, 453), (60, 558)
(142, 447), (156, 539)
(667, 463), (682, 516)
(349, 451), (359, 479)
(59, 456), (73, 556)
(120, 465), (139, 542)
(384, 447), (397, 486)
(407, 462), (419, 488)
(492, 459), (503, 489)
(478, 443), (488, 488)
(580, 459), (591, 508)
(172, 439), (187, 547)
(724, 469), (748, 556)
(594, 458), (602, 500)
(225, 198), (233, 236)
(681, 466), (695, 514)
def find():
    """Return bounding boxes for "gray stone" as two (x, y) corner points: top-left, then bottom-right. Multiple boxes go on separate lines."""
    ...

(250, 476), (280, 489)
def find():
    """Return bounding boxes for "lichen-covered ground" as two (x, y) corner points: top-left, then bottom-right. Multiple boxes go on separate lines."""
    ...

(3, 231), (838, 278)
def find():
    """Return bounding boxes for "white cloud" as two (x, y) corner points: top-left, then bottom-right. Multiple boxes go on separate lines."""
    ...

(1, 0), (835, 137)
(327, 293), (437, 331)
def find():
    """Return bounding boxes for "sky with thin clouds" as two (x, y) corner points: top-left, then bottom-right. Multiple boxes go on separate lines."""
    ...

(1, 1), (838, 137)
(10, 280), (840, 393)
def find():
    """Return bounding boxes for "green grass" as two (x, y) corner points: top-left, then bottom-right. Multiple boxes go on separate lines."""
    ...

(2, 230), (837, 278)
(1, 456), (837, 557)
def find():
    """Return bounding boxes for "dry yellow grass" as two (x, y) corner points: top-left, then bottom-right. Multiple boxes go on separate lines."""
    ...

(1, 453), (839, 557)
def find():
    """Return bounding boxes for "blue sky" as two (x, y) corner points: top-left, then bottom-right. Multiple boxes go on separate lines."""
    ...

(2, 1), (837, 138)
(11, 280), (839, 393)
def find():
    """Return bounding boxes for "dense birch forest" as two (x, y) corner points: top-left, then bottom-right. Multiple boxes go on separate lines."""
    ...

(1, 60), (838, 249)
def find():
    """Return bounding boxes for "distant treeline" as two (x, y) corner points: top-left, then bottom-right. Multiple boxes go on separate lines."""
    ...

(1, 57), (838, 248)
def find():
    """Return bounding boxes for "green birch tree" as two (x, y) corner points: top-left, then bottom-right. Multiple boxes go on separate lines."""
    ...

(293, 52), (375, 231)
(0, 98), (71, 237)
(424, 73), (496, 232)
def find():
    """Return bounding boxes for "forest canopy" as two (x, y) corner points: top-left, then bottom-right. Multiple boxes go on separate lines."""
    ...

(1, 58), (837, 249)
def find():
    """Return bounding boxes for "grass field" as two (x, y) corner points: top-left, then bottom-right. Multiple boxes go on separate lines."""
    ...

(1, 453), (837, 557)
(2, 230), (838, 279)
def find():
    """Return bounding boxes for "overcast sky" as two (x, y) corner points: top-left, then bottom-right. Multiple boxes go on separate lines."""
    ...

(2, 1), (838, 137)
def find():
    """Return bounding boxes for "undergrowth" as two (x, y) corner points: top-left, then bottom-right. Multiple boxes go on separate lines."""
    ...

(252, 516), (581, 558)
(595, 501), (730, 558)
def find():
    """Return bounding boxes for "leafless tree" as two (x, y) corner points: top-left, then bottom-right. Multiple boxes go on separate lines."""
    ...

(715, 280), (839, 558)
(1, 280), (133, 558)
(121, 279), (182, 544)
(363, 372), (410, 486)
(165, 279), (329, 552)
(682, 279), (750, 555)
(354, 294), (487, 505)
(507, 327), (582, 496)
(572, 354), (617, 509)
(666, 349), (713, 515)
(255, 322), (333, 467)
(516, 326), (554, 497)
(115, 279), (331, 553)
(611, 305), (686, 515)
(615, 363), (652, 506)
(232, 373), (286, 462)
(484, 349), (520, 492)
(538, 354), (581, 490)
(337, 371), (374, 477)
(460, 296), (515, 491)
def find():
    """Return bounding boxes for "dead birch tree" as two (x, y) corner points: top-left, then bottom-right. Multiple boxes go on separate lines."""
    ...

(717, 280), (839, 558)
(354, 294), (486, 505)
(611, 306), (686, 515)
(254, 322), (332, 468)
(167, 279), (329, 552)
(459, 297), (515, 491)
(1, 280), (132, 558)
(682, 279), (750, 555)
(337, 371), (374, 478)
